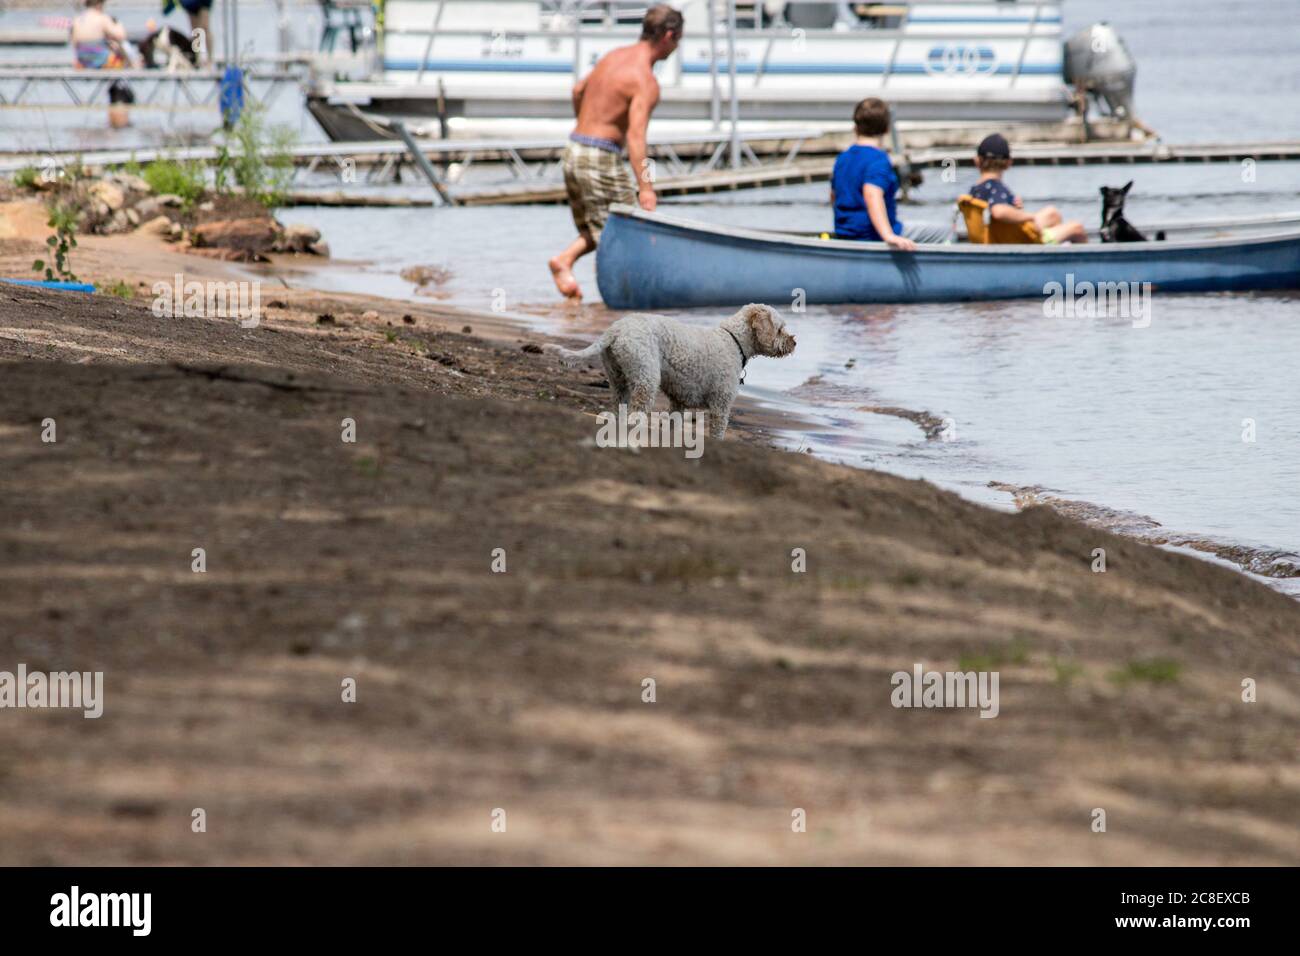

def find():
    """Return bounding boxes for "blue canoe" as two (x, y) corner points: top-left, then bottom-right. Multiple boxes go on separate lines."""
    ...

(595, 205), (1300, 309)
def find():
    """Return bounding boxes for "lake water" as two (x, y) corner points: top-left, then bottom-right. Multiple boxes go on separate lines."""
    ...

(5, 0), (1300, 589)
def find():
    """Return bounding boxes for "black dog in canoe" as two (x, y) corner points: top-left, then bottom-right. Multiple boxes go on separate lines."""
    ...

(1100, 181), (1165, 242)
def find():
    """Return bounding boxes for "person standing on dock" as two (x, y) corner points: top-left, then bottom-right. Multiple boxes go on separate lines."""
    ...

(548, 4), (684, 300)
(71, 0), (131, 69)
(164, 0), (214, 64)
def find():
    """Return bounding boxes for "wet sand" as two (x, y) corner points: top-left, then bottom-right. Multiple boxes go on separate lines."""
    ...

(1, 208), (1298, 865)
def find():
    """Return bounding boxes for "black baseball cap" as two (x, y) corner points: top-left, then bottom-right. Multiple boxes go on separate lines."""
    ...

(977, 133), (1011, 159)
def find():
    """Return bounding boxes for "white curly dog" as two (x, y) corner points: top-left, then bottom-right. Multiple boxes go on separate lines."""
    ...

(550, 303), (796, 439)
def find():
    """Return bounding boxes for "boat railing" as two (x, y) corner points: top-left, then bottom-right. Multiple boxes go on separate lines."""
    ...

(384, 0), (1063, 90)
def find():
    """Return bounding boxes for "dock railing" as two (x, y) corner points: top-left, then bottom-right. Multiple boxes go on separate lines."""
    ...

(0, 66), (302, 112)
(0, 126), (830, 209)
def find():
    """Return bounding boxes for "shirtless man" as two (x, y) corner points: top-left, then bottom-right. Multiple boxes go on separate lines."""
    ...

(549, 5), (683, 299)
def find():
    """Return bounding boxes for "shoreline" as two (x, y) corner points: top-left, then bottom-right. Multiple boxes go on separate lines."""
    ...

(272, 243), (1300, 596)
(2, 210), (1298, 864)
(989, 481), (1300, 596)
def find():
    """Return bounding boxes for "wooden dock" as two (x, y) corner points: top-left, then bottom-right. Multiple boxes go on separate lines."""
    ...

(456, 159), (835, 207)
(281, 191), (435, 208)
(279, 160), (832, 207)
(6, 135), (1299, 208)
(0, 128), (824, 170)
(908, 141), (1300, 167)
(441, 141), (1300, 206)
(0, 29), (69, 47)
(449, 140), (1300, 206)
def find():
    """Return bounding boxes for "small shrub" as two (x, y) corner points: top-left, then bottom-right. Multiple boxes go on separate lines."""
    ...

(98, 278), (134, 300)
(213, 103), (296, 208)
(142, 159), (206, 209)
(32, 202), (80, 282)
(13, 166), (39, 190)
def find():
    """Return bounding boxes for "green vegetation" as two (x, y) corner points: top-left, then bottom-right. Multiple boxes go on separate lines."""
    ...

(1051, 658), (1085, 685)
(12, 156), (88, 191)
(959, 637), (1030, 671)
(1109, 658), (1181, 685)
(97, 279), (134, 300)
(32, 202), (80, 283)
(142, 159), (207, 210)
(213, 104), (296, 209)
(13, 166), (40, 190)
(114, 109), (299, 213)
(63, 156), (88, 182)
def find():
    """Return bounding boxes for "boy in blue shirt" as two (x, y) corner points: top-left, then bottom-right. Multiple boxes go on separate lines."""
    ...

(831, 98), (948, 249)
(969, 133), (1087, 243)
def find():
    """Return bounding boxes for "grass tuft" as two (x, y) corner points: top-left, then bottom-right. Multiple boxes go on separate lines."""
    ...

(1109, 658), (1181, 685)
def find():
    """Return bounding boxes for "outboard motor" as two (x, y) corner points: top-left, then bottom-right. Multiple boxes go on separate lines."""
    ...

(1063, 23), (1137, 118)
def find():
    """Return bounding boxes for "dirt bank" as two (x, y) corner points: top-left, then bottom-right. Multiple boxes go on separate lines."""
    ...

(1, 268), (1297, 866)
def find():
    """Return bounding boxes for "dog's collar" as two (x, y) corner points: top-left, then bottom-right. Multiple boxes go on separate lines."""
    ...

(724, 327), (749, 383)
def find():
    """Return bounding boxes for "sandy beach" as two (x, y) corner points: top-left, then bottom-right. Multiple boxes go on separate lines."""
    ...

(1, 199), (1297, 865)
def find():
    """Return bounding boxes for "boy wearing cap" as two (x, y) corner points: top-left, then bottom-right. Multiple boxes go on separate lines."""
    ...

(831, 98), (949, 249)
(971, 133), (1087, 244)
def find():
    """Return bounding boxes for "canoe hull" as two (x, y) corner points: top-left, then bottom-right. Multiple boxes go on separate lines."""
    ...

(596, 207), (1300, 309)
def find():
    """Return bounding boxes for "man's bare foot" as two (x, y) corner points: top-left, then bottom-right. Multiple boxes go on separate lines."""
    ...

(549, 257), (582, 299)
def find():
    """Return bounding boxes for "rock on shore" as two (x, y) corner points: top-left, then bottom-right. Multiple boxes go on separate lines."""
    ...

(5, 171), (330, 259)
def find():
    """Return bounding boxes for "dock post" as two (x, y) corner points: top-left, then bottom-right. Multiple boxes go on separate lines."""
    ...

(225, 0), (240, 67)
(572, 3), (582, 84)
(391, 121), (454, 206)
(726, 0), (739, 168)
(276, 0), (290, 55)
(221, 0), (230, 67)
(707, 0), (721, 129)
